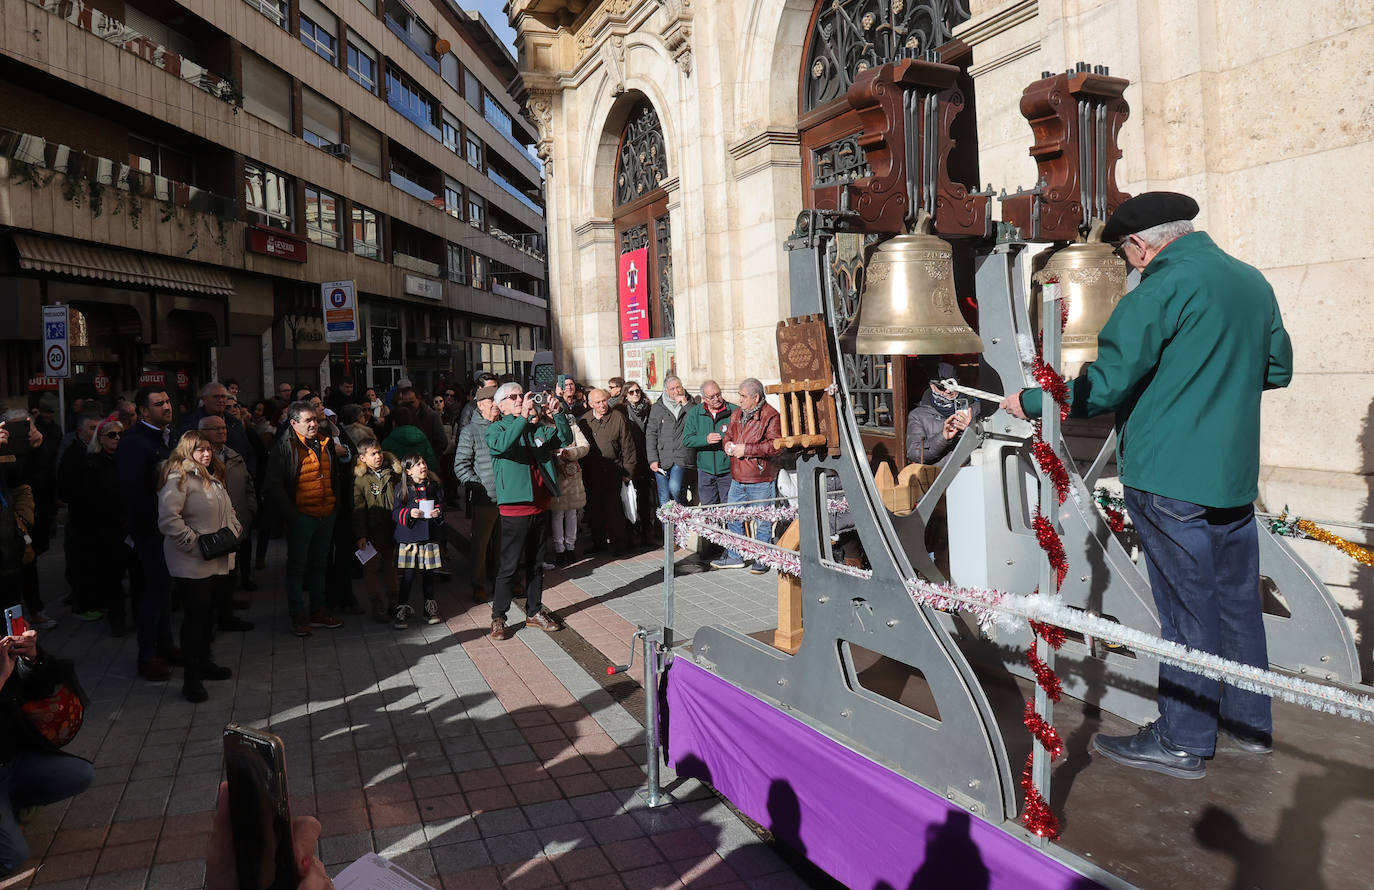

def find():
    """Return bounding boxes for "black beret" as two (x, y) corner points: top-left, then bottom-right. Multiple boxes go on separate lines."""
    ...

(1101, 191), (1199, 243)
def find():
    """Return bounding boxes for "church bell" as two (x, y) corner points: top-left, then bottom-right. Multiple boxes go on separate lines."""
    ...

(854, 212), (983, 356)
(1032, 220), (1128, 376)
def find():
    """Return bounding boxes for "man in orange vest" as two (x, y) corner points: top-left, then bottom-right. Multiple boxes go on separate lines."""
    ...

(266, 401), (349, 637)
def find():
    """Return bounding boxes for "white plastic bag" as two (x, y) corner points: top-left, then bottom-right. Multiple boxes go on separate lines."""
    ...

(621, 480), (639, 524)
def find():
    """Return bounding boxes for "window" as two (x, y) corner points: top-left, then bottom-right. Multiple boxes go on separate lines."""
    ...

(347, 39), (379, 94)
(304, 186), (341, 248)
(484, 92), (513, 136)
(464, 134), (483, 170)
(244, 162), (293, 230)
(353, 205), (382, 259)
(384, 0), (435, 58)
(467, 193), (485, 230)
(442, 112), (460, 154)
(446, 243), (467, 284)
(470, 252), (488, 290)
(441, 53), (459, 92)
(128, 136), (193, 182)
(302, 88), (341, 150)
(356, 0), (375, 11)
(241, 52), (291, 132)
(299, 14), (336, 64)
(244, 0), (288, 29)
(443, 178), (463, 220)
(351, 119), (382, 177)
(463, 65), (482, 110)
(386, 66), (439, 135)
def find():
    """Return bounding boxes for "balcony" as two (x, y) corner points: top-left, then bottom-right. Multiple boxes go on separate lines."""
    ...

(484, 106), (543, 169)
(385, 14), (440, 75)
(389, 170), (439, 206)
(28, 0), (241, 110)
(493, 281), (546, 307)
(488, 169), (544, 217)
(392, 251), (441, 277)
(386, 93), (443, 142)
(490, 226), (547, 263)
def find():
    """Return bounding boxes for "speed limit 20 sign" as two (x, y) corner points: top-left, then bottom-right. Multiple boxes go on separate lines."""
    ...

(42, 305), (70, 378)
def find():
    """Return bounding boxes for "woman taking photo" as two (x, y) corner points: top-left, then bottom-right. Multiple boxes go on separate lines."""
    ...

(157, 431), (242, 703)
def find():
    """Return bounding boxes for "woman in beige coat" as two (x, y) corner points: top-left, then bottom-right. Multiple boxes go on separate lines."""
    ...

(157, 431), (243, 703)
(548, 418), (589, 566)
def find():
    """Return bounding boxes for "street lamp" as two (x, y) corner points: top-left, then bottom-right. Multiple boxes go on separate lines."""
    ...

(499, 331), (511, 376)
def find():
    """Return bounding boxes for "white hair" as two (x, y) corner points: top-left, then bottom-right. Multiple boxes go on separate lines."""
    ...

(493, 382), (523, 404)
(739, 377), (765, 398)
(1134, 219), (1194, 249)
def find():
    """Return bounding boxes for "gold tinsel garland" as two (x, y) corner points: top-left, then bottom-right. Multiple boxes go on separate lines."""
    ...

(1294, 519), (1374, 568)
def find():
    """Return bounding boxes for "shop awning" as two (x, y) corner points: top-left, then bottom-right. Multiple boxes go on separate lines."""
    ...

(11, 234), (235, 297)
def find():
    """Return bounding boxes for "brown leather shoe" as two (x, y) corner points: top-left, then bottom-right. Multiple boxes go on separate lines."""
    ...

(138, 657), (171, 681)
(472, 586), (489, 604)
(310, 610), (343, 629)
(489, 616), (509, 641)
(526, 609), (564, 632)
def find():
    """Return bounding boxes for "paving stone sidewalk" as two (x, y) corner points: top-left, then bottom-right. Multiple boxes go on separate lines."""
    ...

(5, 533), (802, 889)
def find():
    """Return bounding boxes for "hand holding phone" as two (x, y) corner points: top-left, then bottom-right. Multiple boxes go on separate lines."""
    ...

(222, 725), (297, 890)
(4, 605), (27, 637)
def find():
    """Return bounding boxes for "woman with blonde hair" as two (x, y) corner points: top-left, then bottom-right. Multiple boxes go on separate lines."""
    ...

(157, 431), (242, 702)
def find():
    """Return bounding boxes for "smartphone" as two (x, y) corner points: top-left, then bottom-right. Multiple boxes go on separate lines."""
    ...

(955, 397), (971, 421)
(223, 724), (296, 890)
(4, 605), (27, 636)
(0, 420), (31, 455)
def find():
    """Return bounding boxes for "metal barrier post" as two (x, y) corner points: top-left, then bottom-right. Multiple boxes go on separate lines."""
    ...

(639, 626), (668, 808)
(663, 519), (675, 650)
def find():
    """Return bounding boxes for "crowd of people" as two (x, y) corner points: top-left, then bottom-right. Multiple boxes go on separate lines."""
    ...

(0, 367), (793, 695)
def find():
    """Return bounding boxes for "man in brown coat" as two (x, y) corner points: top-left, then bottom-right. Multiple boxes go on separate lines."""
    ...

(578, 388), (637, 556)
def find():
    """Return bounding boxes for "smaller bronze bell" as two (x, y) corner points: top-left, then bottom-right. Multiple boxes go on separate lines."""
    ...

(1032, 219), (1127, 376)
(854, 212), (983, 356)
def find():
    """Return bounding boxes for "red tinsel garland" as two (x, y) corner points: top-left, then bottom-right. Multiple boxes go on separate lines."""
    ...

(1031, 356), (1070, 421)
(1023, 700), (1065, 760)
(1032, 513), (1069, 590)
(1020, 755), (1062, 839)
(1031, 434), (1070, 506)
(1029, 619), (1067, 650)
(1104, 506), (1126, 534)
(1025, 635), (1063, 703)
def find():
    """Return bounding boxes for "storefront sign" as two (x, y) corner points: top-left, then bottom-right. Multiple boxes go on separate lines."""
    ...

(621, 337), (675, 395)
(138, 370), (168, 388)
(404, 275), (441, 300)
(42, 305), (70, 378)
(320, 280), (359, 343)
(246, 225), (308, 263)
(618, 248), (650, 341)
(27, 376), (60, 392)
(371, 326), (402, 367)
(92, 372), (111, 395)
(176, 370), (190, 389)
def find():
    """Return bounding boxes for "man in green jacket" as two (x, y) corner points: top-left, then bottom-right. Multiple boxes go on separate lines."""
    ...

(484, 383), (573, 640)
(1003, 192), (1293, 779)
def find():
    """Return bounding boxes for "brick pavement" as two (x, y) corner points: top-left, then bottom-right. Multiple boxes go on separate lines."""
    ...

(3, 531), (803, 889)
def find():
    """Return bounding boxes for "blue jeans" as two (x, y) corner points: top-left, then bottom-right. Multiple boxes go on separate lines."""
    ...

(0, 752), (94, 876)
(655, 465), (688, 506)
(725, 480), (777, 562)
(1124, 487), (1270, 756)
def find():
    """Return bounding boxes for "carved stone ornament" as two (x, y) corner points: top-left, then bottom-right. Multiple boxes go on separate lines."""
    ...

(659, 0), (694, 74)
(601, 34), (627, 96)
(578, 0), (634, 51)
(525, 89), (558, 178)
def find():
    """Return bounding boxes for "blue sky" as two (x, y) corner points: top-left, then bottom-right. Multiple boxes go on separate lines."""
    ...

(461, 0), (519, 57)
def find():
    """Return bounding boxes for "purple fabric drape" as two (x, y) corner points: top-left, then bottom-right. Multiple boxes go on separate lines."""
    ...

(664, 657), (1104, 890)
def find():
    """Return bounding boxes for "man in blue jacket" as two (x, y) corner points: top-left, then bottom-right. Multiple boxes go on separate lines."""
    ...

(1004, 192), (1292, 779)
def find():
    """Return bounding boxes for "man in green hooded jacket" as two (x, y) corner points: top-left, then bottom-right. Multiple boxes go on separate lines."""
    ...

(1003, 191), (1292, 780)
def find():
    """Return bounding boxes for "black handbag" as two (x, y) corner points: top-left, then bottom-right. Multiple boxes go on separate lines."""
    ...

(197, 527), (238, 560)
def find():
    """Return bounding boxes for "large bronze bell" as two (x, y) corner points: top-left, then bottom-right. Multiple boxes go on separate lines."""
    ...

(854, 212), (984, 356)
(1032, 219), (1127, 376)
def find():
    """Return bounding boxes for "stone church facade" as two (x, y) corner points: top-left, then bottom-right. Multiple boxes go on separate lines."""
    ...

(509, 0), (1374, 661)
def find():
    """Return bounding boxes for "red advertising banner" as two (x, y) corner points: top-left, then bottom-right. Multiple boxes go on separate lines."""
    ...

(618, 247), (650, 341)
(246, 225), (308, 263)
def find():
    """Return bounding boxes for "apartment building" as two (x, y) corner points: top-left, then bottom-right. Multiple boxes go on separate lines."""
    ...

(0, 0), (548, 407)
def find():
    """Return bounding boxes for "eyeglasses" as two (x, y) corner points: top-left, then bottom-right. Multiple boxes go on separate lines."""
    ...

(103, 431), (122, 439)
(627, 390), (642, 396)
(504, 393), (522, 401)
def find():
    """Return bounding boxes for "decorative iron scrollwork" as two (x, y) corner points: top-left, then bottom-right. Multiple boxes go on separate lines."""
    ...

(829, 232), (894, 432)
(615, 101), (670, 206)
(812, 133), (871, 190)
(655, 213), (675, 338)
(802, 0), (971, 113)
(620, 223), (650, 253)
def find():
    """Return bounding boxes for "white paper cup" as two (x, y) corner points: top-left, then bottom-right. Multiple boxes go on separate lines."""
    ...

(419, 499), (436, 518)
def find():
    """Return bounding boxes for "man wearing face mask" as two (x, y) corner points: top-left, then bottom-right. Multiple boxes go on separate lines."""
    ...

(904, 361), (979, 467)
